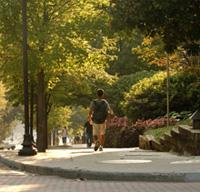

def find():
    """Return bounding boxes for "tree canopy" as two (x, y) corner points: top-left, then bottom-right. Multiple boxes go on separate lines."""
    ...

(0, 0), (115, 108)
(111, 0), (200, 53)
(1, 0), (199, 137)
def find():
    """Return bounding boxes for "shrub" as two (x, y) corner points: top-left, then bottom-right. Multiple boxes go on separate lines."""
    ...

(105, 116), (144, 148)
(105, 116), (177, 148)
(169, 111), (192, 121)
(123, 71), (200, 121)
(134, 117), (177, 130)
(104, 125), (144, 148)
(106, 70), (156, 116)
(123, 71), (167, 120)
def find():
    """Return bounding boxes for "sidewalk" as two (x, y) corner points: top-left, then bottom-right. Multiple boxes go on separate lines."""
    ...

(1, 144), (200, 182)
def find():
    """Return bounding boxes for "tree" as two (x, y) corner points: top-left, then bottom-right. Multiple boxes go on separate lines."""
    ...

(0, 82), (7, 110)
(48, 106), (72, 131)
(123, 71), (200, 120)
(0, 0), (114, 106)
(0, 0), (115, 150)
(106, 70), (156, 116)
(111, 0), (200, 54)
(107, 31), (159, 75)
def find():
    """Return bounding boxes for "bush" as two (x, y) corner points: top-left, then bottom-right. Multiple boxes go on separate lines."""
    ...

(104, 125), (144, 148)
(169, 111), (192, 121)
(123, 71), (167, 120)
(104, 116), (177, 147)
(123, 71), (200, 121)
(106, 70), (156, 116)
(105, 116), (144, 148)
(134, 117), (177, 130)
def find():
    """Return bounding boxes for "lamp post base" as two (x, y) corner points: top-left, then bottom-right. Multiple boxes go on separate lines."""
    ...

(18, 134), (37, 156)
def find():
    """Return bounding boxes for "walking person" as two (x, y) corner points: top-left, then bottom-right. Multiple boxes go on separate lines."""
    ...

(62, 127), (67, 145)
(84, 121), (93, 148)
(88, 89), (111, 151)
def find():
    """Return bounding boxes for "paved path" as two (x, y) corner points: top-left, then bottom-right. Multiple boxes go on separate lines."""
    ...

(1, 162), (200, 192)
(1, 145), (200, 182)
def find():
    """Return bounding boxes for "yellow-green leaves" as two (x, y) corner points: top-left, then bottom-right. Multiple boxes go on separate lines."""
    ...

(0, 82), (7, 110)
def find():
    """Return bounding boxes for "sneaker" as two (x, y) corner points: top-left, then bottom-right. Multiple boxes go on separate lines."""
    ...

(94, 141), (100, 151)
(99, 145), (103, 151)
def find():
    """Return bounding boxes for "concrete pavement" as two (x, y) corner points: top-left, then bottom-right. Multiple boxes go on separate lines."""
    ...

(1, 160), (200, 192)
(1, 144), (200, 182)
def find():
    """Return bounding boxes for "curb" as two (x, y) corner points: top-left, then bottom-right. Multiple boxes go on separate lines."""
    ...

(1, 154), (200, 182)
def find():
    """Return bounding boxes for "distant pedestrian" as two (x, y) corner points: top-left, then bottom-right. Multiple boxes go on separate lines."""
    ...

(62, 127), (67, 145)
(88, 89), (111, 151)
(74, 135), (80, 144)
(84, 121), (93, 148)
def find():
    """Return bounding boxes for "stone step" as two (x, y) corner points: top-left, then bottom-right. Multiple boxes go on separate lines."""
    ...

(164, 133), (178, 146)
(151, 139), (165, 152)
(159, 137), (165, 145)
(139, 135), (154, 150)
(159, 137), (171, 151)
(178, 125), (193, 136)
(178, 125), (200, 141)
(170, 128), (180, 138)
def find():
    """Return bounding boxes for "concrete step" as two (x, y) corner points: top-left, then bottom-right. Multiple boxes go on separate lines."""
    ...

(151, 139), (165, 152)
(178, 125), (200, 141)
(171, 128), (180, 138)
(159, 137), (171, 152)
(178, 125), (193, 137)
(164, 133), (177, 146)
(139, 135), (154, 150)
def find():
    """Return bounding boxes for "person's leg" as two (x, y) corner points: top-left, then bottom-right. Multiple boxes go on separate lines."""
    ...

(99, 134), (105, 146)
(86, 134), (89, 147)
(93, 135), (98, 143)
(62, 137), (65, 144)
(88, 133), (92, 147)
(93, 123), (100, 151)
(99, 123), (106, 151)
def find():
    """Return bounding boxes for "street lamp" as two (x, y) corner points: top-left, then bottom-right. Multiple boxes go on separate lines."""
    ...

(18, 0), (37, 156)
(166, 54), (170, 128)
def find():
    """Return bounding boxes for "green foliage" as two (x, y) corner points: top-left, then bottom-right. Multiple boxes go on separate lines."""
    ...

(169, 111), (192, 121)
(107, 70), (156, 116)
(48, 106), (72, 131)
(144, 125), (173, 139)
(48, 106), (88, 138)
(111, 0), (200, 54)
(169, 72), (200, 111)
(123, 71), (200, 121)
(144, 119), (192, 139)
(123, 71), (167, 120)
(107, 31), (160, 75)
(0, 0), (115, 109)
(0, 82), (7, 109)
(68, 106), (88, 136)
(133, 36), (166, 67)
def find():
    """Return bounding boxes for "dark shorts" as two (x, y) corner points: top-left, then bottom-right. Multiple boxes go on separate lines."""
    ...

(62, 137), (66, 144)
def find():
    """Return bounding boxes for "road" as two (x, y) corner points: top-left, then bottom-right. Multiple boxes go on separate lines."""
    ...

(1, 161), (200, 192)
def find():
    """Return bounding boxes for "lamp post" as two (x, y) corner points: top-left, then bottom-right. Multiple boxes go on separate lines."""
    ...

(166, 54), (170, 128)
(18, 0), (37, 156)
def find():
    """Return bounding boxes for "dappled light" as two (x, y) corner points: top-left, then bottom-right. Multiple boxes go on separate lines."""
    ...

(0, 184), (43, 192)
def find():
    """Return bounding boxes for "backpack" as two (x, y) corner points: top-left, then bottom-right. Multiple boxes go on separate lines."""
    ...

(92, 99), (108, 124)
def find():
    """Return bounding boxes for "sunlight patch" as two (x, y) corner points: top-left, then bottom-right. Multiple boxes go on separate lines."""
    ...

(100, 159), (152, 164)
(171, 160), (200, 164)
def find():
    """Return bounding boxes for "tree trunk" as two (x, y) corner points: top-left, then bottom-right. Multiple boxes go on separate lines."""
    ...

(30, 81), (34, 141)
(36, 70), (47, 152)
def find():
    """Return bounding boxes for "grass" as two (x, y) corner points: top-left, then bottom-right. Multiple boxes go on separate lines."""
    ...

(144, 119), (192, 139)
